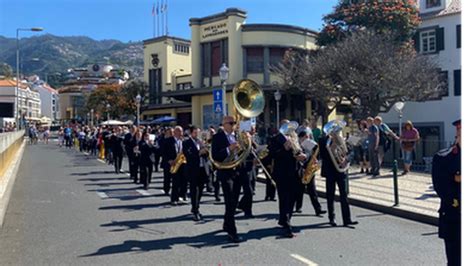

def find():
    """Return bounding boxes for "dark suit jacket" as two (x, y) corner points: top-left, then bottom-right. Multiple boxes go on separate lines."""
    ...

(211, 131), (231, 163)
(123, 132), (133, 154)
(319, 136), (346, 180)
(267, 133), (298, 182)
(183, 138), (205, 179)
(432, 144), (461, 240)
(138, 140), (155, 165)
(110, 134), (124, 155)
(162, 137), (180, 170)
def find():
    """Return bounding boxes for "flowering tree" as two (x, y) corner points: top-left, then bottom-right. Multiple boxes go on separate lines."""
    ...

(318, 0), (420, 46)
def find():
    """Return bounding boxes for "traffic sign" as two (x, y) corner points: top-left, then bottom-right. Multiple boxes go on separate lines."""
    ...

(213, 89), (223, 102)
(214, 102), (223, 114)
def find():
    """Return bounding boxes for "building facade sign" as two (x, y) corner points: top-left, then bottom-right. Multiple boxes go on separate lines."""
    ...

(201, 22), (228, 41)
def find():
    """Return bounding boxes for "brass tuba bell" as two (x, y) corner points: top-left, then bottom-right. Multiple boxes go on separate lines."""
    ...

(323, 119), (350, 173)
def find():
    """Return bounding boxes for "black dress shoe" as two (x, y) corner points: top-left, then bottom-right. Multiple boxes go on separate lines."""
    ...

(192, 213), (200, 221)
(316, 210), (327, 216)
(294, 209), (302, 213)
(244, 213), (255, 219)
(283, 228), (295, 238)
(343, 221), (359, 226)
(228, 234), (242, 243)
(215, 197), (221, 202)
(329, 220), (337, 227)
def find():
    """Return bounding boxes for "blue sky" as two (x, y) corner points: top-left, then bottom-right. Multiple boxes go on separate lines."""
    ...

(0, 0), (338, 42)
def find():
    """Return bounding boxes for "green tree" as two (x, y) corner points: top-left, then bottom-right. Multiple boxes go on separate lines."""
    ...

(318, 0), (420, 46)
(0, 62), (13, 78)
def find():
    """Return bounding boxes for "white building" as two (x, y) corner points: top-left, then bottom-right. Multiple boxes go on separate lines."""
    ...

(34, 82), (60, 121)
(381, 0), (461, 149)
(0, 79), (42, 124)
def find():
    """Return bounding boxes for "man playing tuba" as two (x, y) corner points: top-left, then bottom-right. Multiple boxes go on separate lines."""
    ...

(267, 119), (307, 238)
(211, 116), (244, 243)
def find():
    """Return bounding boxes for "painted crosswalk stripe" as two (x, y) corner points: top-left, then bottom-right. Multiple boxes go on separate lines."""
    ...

(290, 254), (318, 266)
(97, 159), (105, 164)
(97, 192), (108, 199)
(136, 189), (151, 196)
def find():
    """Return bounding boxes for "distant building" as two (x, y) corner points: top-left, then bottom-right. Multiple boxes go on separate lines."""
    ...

(0, 79), (42, 125)
(58, 64), (128, 122)
(142, 8), (318, 128)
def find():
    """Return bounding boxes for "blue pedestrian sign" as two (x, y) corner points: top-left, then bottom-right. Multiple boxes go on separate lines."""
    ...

(213, 89), (223, 102)
(214, 102), (223, 114)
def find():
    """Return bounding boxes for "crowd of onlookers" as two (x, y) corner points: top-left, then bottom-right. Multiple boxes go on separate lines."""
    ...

(346, 116), (420, 176)
(0, 122), (17, 133)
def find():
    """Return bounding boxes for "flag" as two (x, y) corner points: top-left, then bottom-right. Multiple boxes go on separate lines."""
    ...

(152, 3), (155, 16)
(161, 1), (166, 12)
(156, 1), (160, 15)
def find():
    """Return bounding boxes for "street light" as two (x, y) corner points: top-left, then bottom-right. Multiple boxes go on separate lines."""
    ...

(16, 27), (43, 130)
(219, 63), (229, 116)
(274, 89), (282, 129)
(394, 101), (405, 158)
(136, 94), (142, 126)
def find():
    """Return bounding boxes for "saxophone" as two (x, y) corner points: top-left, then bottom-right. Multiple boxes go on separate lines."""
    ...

(302, 146), (320, 185)
(170, 152), (187, 174)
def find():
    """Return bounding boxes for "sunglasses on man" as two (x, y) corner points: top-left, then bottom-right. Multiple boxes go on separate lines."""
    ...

(226, 121), (237, 125)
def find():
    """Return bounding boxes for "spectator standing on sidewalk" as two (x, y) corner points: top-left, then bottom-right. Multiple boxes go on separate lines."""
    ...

(366, 117), (380, 176)
(431, 119), (461, 266)
(400, 121), (420, 175)
(353, 120), (370, 174)
(374, 116), (399, 168)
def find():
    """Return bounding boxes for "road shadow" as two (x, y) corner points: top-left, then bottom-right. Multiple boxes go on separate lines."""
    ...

(99, 201), (175, 212)
(72, 171), (118, 176)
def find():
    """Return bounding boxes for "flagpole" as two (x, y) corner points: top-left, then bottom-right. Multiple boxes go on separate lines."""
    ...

(161, 1), (165, 36)
(157, 0), (160, 36)
(152, 3), (156, 37)
(165, 0), (169, 35)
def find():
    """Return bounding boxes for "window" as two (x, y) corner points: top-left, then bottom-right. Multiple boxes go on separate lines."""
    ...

(176, 82), (192, 90)
(426, 0), (441, 8)
(246, 47), (264, 73)
(202, 39), (228, 78)
(454, 69), (461, 96)
(420, 30), (436, 53)
(211, 41), (222, 76)
(174, 43), (190, 54)
(269, 48), (287, 67)
(456, 25), (461, 48)
(439, 71), (448, 97)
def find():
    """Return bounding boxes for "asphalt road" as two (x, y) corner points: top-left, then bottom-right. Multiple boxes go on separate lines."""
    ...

(0, 143), (446, 265)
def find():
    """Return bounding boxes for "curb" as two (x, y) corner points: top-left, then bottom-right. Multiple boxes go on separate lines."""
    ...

(256, 175), (438, 226)
(0, 139), (27, 228)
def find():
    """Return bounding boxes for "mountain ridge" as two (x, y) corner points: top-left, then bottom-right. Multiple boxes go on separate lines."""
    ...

(0, 34), (144, 82)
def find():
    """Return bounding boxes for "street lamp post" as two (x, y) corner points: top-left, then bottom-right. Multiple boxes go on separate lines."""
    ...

(274, 89), (282, 129)
(106, 103), (111, 121)
(394, 101), (405, 158)
(219, 63), (229, 116)
(16, 27), (43, 130)
(136, 94), (142, 126)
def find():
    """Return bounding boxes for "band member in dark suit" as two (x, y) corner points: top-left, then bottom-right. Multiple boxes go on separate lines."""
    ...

(110, 127), (125, 174)
(294, 131), (326, 216)
(159, 127), (173, 195)
(263, 134), (276, 201)
(268, 119), (307, 238)
(124, 126), (137, 179)
(207, 127), (221, 201)
(153, 127), (162, 172)
(212, 116), (243, 243)
(432, 119), (461, 266)
(129, 130), (141, 183)
(237, 141), (256, 218)
(138, 131), (156, 190)
(183, 126), (209, 221)
(163, 126), (186, 205)
(319, 133), (358, 227)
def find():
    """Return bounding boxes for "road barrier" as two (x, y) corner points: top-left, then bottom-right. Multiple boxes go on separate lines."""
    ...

(0, 131), (25, 178)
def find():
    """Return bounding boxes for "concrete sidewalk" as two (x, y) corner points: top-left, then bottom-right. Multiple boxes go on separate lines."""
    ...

(258, 167), (439, 225)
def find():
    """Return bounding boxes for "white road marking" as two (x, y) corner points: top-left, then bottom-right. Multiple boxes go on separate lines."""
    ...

(97, 192), (108, 199)
(159, 189), (165, 194)
(126, 173), (131, 176)
(136, 189), (151, 196)
(97, 159), (105, 164)
(290, 254), (319, 266)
